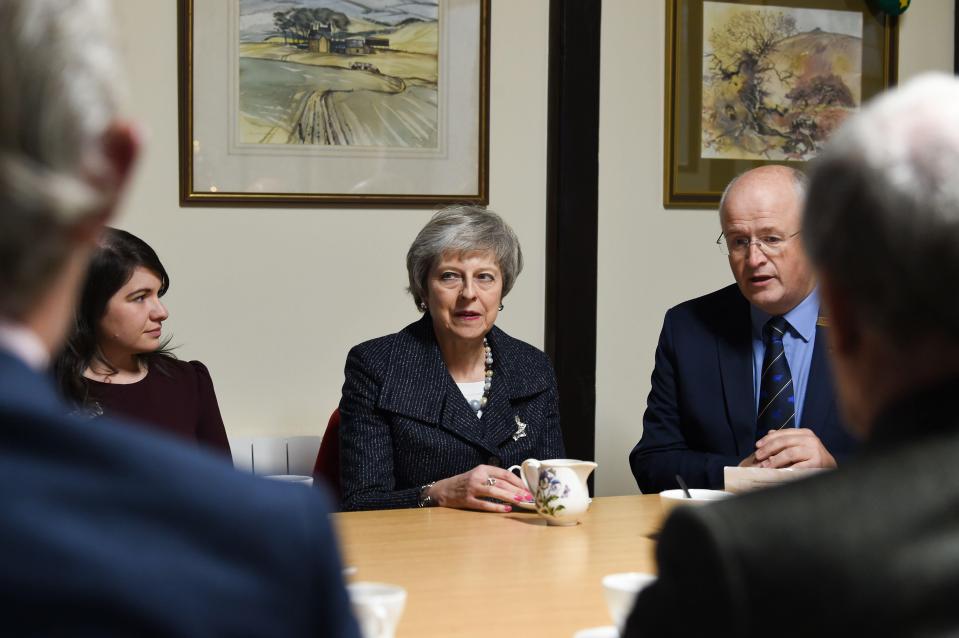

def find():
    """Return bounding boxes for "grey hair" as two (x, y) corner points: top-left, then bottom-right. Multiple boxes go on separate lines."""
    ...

(718, 165), (808, 221)
(804, 72), (959, 343)
(0, 0), (123, 319)
(406, 205), (524, 309)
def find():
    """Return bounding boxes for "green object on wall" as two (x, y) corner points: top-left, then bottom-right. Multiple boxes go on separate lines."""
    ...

(877, 0), (910, 15)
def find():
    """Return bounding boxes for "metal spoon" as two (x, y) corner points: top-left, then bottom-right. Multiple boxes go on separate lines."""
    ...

(675, 474), (692, 499)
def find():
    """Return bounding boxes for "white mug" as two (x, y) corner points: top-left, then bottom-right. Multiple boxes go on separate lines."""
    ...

(347, 581), (406, 638)
(602, 572), (656, 632)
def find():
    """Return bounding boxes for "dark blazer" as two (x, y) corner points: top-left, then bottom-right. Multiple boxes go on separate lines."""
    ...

(0, 351), (359, 638)
(630, 284), (858, 492)
(339, 315), (566, 511)
(624, 375), (959, 637)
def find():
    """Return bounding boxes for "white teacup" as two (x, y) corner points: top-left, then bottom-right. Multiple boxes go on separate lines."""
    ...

(264, 474), (314, 487)
(347, 581), (406, 638)
(602, 572), (656, 632)
(659, 488), (731, 515)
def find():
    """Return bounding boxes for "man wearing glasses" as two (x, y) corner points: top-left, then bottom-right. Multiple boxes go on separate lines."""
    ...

(626, 72), (959, 638)
(629, 165), (858, 493)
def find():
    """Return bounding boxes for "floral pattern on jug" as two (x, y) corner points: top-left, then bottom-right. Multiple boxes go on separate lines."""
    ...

(536, 468), (571, 517)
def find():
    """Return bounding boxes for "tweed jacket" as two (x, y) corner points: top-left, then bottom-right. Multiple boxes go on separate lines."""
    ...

(624, 374), (959, 637)
(0, 350), (359, 637)
(339, 315), (566, 511)
(630, 284), (858, 492)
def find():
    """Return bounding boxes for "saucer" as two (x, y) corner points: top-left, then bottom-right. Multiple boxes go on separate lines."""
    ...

(572, 625), (617, 638)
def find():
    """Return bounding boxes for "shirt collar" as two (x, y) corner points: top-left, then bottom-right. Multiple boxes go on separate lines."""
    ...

(0, 320), (50, 372)
(750, 287), (819, 342)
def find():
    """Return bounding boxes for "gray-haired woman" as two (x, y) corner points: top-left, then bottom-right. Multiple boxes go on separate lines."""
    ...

(339, 206), (566, 511)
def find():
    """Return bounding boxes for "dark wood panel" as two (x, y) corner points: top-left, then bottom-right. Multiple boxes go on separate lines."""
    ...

(545, 0), (601, 472)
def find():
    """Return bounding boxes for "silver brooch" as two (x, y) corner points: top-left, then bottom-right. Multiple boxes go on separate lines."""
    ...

(512, 415), (528, 441)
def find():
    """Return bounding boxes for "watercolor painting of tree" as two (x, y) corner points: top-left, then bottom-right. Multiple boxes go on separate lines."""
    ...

(701, 2), (862, 161)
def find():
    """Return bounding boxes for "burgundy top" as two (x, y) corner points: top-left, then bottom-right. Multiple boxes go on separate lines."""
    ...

(85, 359), (231, 457)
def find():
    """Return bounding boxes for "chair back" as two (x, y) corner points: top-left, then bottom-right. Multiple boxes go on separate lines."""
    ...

(313, 409), (341, 499)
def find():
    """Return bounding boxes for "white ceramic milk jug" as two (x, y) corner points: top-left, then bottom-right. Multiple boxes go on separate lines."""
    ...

(508, 458), (597, 526)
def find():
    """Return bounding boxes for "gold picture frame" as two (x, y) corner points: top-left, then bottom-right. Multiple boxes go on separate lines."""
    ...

(664, 0), (898, 208)
(178, 0), (490, 206)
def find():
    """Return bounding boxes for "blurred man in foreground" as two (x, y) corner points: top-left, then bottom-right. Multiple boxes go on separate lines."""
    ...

(0, 2), (358, 635)
(626, 73), (959, 636)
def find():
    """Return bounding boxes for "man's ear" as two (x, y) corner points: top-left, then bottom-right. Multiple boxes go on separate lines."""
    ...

(70, 120), (141, 246)
(819, 274), (860, 357)
(101, 119), (140, 197)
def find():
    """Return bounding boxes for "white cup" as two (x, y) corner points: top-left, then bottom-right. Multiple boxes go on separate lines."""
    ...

(264, 474), (314, 487)
(602, 572), (656, 632)
(347, 581), (406, 638)
(659, 488), (732, 516)
(659, 488), (733, 515)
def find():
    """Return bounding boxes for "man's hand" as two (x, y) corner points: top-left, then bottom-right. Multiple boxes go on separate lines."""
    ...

(742, 428), (837, 469)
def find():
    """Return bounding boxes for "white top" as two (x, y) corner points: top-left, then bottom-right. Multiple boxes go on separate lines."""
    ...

(456, 380), (485, 417)
(0, 320), (49, 371)
(456, 381), (485, 403)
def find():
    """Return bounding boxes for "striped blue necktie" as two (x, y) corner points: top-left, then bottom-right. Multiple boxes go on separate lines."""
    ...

(757, 316), (795, 438)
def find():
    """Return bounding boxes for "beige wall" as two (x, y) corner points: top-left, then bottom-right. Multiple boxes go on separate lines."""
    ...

(110, 1), (550, 439)
(595, 0), (956, 496)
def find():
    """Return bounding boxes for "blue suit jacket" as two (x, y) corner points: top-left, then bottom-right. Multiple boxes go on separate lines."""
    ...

(340, 315), (566, 511)
(630, 284), (859, 493)
(0, 351), (359, 637)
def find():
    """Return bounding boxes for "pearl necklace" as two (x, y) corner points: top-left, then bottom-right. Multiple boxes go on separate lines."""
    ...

(468, 338), (493, 417)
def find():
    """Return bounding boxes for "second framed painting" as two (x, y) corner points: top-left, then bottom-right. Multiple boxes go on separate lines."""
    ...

(664, 0), (899, 208)
(179, 0), (490, 206)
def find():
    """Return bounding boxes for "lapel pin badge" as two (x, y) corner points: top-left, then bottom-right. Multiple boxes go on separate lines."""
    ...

(512, 415), (528, 441)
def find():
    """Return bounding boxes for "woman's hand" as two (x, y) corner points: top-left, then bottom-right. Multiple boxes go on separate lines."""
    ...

(427, 464), (533, 512)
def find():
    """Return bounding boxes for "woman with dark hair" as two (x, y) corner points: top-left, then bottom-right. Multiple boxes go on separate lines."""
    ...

(339, 206), (565, 511)
(55, 228), (230, 456)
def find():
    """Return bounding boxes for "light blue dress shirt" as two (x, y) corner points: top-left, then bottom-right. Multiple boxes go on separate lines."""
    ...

(750, 288), (819, 428)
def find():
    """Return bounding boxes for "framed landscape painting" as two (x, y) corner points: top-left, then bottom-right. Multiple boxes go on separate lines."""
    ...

(664, 0), (898, 208)
(179, 0), (490, 206)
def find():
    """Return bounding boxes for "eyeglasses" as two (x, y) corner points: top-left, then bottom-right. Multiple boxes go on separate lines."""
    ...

(716, 231), (801, 256)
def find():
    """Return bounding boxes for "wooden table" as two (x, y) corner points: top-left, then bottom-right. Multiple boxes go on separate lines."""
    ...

(333, 495), (663, 637)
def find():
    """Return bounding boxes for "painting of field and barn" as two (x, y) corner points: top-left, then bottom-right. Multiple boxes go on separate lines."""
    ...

(238, 0), (439, 149)
(701, 2), (862, 161)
